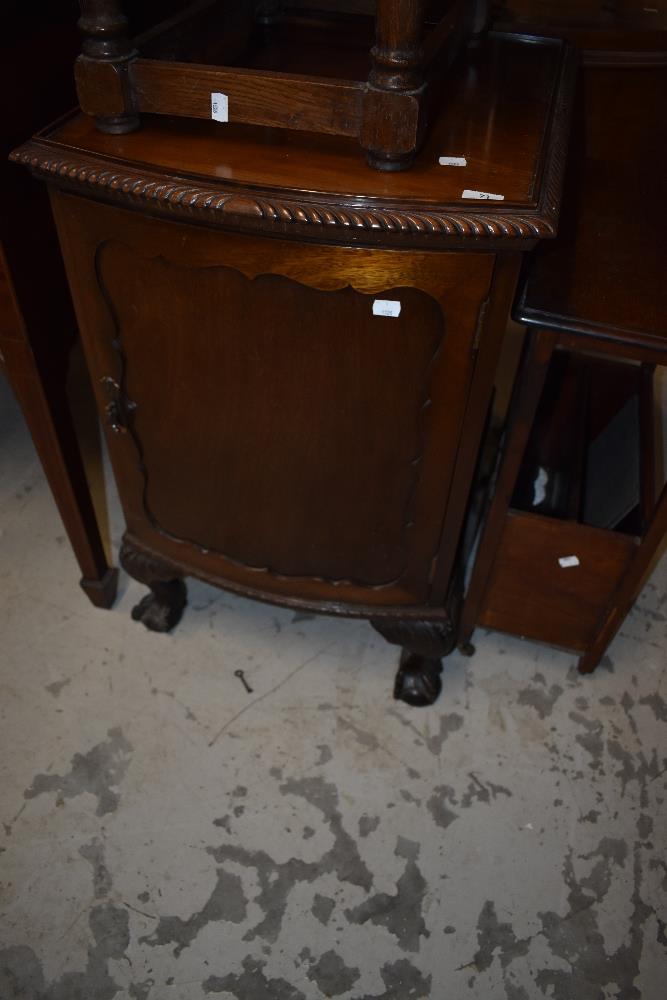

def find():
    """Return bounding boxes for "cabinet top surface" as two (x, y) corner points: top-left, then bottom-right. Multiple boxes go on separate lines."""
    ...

(493, 0), (667, 49)
(516, 66), (667, 349)
(12, 33), (575, 247)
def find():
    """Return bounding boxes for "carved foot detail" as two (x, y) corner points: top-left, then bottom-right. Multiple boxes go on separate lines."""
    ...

(120, 536), (187, 633)
(394, 651), (443, 707)
(370, 618), (457, 659)
(130, 579), (187, 633)
(371, 618), (455, 708)
(371, 575), (463, 706)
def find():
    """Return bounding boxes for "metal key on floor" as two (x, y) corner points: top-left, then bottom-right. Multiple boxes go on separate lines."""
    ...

(234, 669), (253, 693)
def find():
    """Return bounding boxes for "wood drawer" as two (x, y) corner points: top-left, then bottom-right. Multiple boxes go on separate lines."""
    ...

(479, 511), (637, 651)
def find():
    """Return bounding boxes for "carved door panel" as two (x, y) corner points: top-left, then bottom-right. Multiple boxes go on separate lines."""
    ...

(53, 193), (496, 608)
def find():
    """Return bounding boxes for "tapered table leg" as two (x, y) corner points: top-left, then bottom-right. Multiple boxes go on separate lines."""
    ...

(1, 245), (118, 609)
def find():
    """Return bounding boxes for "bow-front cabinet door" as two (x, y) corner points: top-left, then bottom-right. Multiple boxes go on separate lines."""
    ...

(51, 192), (505, 613)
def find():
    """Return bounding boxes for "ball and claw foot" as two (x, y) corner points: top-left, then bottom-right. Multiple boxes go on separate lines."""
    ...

(131, 579), (187, 633)
(393, 651), (444, 707)
(459, 641), (476, 657)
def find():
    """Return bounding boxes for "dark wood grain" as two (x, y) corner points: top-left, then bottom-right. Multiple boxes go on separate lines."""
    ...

(13, 34), (576, 250)
(465, 62), (666, 673)
(516, 67), (667, 355)
(429, 250), (523, 603)
(130, 58), (364, 135)
(479, 511), (637, 651)
(74, 0), (481, 169)
(10, 24), (575, 698)
(50, 191), (496, 609)
(77, 0), (139, 133)
(492, 0), (667, 63)
(1, 0), (118, 608)
(578, 482), (667, 672)
(459, 328), (557, 644)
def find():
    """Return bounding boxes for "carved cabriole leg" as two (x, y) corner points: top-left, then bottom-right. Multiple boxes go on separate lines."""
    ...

(372, 569), (464, 706)
(362, 0), (427, 172)
(119, 536), (187, 633)
(77, 0), (139, 135)
(371, 618), (456, 707)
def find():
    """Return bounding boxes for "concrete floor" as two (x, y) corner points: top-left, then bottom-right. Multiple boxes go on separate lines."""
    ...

(1, 372), (666, 1000)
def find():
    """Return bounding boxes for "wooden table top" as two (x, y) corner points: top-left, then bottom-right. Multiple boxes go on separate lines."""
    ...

(515, 66), (666, 354)
(12, 32), (575, 250)
(493, 0), (667, 62)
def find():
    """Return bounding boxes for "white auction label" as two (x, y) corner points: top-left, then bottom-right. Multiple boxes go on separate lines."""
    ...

(211, 92), (229, 123)
(558, 555), (580, 568)
(462, 189), (505, 201)
(373, 299), (401, 318)
(439, 155), (467, 167)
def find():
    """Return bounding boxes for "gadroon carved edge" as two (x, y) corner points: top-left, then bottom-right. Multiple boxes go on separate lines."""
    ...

(10, 39), (576, 242)
(9, 105), (567, 244)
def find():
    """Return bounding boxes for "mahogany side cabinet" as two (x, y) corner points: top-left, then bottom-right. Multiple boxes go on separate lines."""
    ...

(11, 31), (574, 705)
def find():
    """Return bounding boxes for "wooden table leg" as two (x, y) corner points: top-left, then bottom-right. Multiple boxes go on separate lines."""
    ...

(362, 0), (427, 171)
(1, 247), (118, 609)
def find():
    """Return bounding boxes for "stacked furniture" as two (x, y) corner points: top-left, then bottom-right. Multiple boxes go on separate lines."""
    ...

(75, 0), (488, 170)
(11, 3), (574, 705)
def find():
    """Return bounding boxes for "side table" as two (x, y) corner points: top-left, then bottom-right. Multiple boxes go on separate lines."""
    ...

(460, 65), (666, 672)
(11, 32), (574, 704)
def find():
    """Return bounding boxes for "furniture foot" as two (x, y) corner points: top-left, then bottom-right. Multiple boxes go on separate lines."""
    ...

(394, 650), (443, 706)
(1, 306), (119, 613)
(370, 617), (457, 707)
(366, 150), (416, 173)
(80, 567), (119, 609)
(459, 641), (476, 657)
(577, 655), (597, 676)
(130, 580), (187, 633)
(119, 537), (187, 633)
(94, 113), (140, 135)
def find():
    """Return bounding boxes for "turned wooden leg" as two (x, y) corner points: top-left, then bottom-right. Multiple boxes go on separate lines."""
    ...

(0, 233), (118, 611)
(77, 1), (139, 135)
(119, 536), (186, 633)
(371, 618), (457, 707)
(361, 0), (427, 172)
(371, 569), (464, 706)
